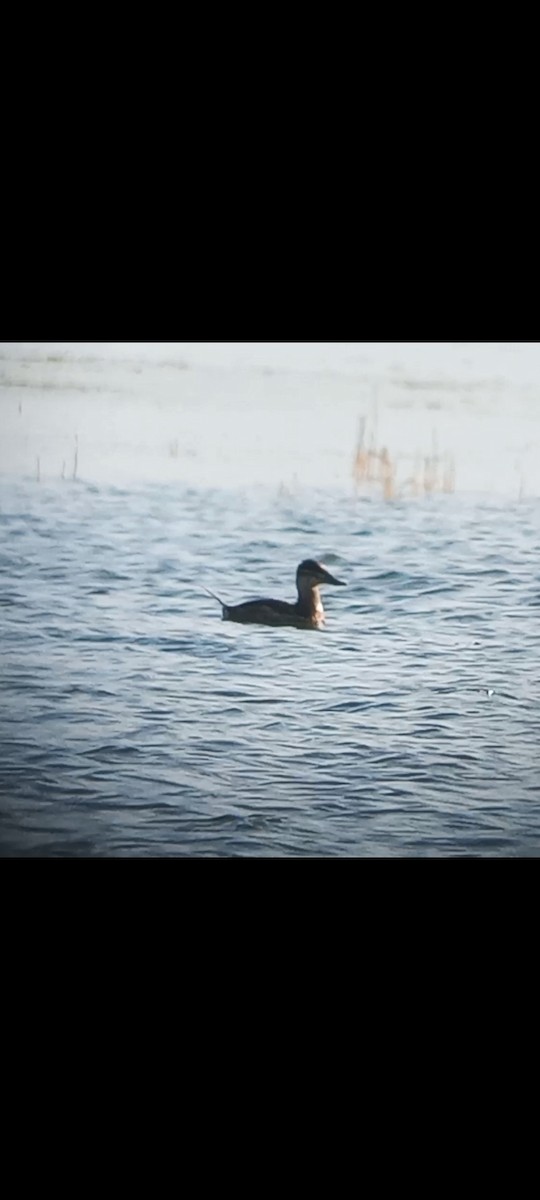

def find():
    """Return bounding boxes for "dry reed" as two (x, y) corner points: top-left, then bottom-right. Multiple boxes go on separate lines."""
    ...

(353, 413), (456, 500)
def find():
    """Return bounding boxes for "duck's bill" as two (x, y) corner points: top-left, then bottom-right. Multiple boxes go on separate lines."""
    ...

(322, 569), (347, 586)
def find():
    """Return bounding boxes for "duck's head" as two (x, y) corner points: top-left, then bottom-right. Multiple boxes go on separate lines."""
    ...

(296, 559), (347, 590)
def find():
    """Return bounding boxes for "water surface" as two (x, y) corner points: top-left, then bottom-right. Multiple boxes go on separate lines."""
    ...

(1, 476), (538, 856)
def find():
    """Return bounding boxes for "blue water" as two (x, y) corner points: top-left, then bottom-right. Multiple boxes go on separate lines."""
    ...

(1, 477), (539, 856)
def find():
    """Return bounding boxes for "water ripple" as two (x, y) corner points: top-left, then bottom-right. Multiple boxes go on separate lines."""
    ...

(1, 479), (539, 856)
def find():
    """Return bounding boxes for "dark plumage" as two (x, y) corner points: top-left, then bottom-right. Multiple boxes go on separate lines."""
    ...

(204, 559), (347, 630)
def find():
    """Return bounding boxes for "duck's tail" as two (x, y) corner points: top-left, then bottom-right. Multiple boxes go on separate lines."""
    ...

(203, 586), (229, 618)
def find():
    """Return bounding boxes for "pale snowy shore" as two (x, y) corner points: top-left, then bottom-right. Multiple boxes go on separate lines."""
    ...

(0, 344), (538, 496)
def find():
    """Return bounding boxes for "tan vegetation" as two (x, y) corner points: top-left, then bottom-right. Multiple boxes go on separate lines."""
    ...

(353, 416), (456, 500)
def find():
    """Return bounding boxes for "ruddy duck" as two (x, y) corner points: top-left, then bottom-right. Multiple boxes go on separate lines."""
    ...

(204, 559), (347, 630)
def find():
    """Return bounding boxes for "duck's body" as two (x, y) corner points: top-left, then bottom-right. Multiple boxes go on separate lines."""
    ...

(205, 559), (346, 630)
